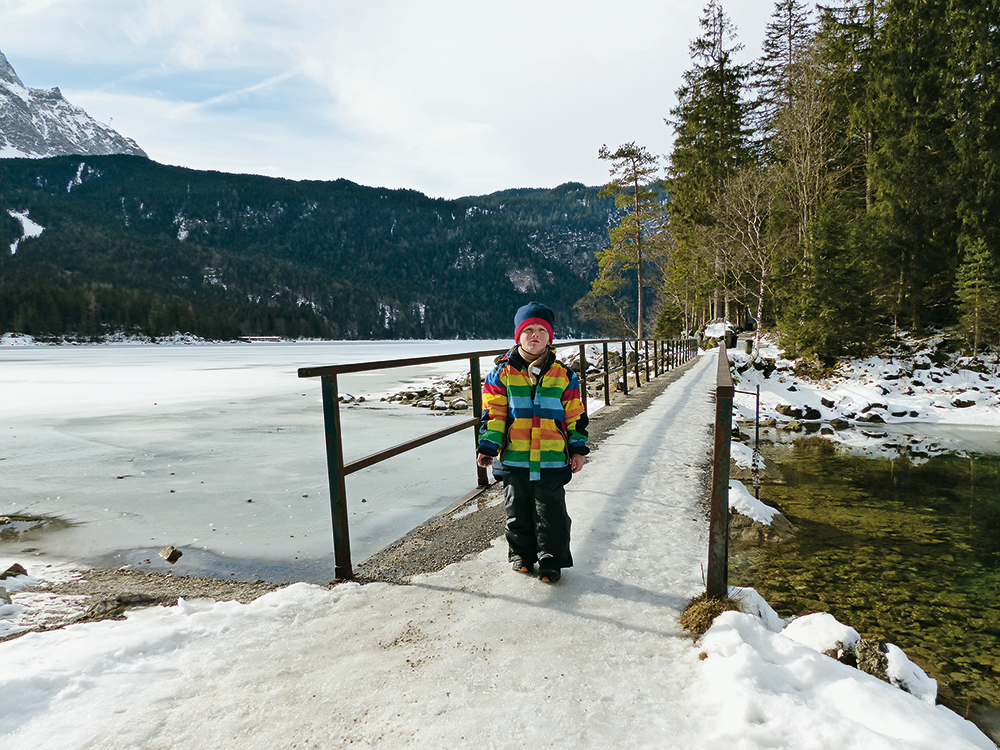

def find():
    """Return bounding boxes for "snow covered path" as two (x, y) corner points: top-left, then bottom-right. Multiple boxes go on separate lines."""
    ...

(2, 353), (993, 749)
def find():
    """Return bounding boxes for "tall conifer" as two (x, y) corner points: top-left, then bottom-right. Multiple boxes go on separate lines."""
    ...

(949, 0), (1000, 255)
(954, 237), (1000, 354)
(870, 0), (959, 331)
(756, 0), (817, 159)
(667, 0), (755, 322)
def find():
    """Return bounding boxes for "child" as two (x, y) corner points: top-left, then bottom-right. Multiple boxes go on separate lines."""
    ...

(476, 301), (589, 583)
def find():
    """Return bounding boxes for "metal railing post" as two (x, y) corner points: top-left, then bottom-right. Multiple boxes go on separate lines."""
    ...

(621, 341), (628, 395)
(320, 374), (353, 580)
(470, 356), (488, 487)
(602, 342), (610, 407)
(633, 340), (641, 388)
(707, 343), (734, 599)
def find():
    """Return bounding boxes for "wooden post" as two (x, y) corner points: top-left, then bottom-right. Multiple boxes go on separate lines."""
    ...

(578, 343), (588, 410)
(321, 374), (353, 580)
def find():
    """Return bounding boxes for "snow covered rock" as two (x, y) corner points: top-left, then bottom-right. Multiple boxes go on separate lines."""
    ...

(729, 586), (787, 632)
(782, 612), (860, 661)
(855, 638), (938, 703)
(782, 616), (938, 705)
(727, 480), (797, 542)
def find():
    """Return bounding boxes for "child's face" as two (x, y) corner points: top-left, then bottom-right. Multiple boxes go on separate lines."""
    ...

(518, 324), (551, 356)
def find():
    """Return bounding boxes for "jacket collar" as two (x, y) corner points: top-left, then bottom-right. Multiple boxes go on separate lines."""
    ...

(506, 344), (555, 372)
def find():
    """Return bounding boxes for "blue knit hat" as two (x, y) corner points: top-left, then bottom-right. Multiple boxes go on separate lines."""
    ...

(514, 301), (555, 342)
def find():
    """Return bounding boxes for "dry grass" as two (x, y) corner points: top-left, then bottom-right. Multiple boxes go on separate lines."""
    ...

(680, 593), (744, 635)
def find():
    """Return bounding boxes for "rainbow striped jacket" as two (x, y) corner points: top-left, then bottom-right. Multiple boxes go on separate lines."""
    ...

(477, 346), (589, 480)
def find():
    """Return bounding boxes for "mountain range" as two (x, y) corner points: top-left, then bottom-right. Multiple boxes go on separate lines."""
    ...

(0, 156), (615, 340)
(0, 49), (146, 160)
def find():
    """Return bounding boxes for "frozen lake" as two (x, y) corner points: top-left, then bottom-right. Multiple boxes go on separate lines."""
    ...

(0, 340), (511, 583)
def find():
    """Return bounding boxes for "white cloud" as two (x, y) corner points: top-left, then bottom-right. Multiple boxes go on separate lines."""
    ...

(121, 0), (245, 70)
(0, 0), (776, 197)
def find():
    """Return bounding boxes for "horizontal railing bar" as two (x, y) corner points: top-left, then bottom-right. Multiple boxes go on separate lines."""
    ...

(299, 350), (504, 379)
(343, 416), (478, 475)
(297, 338), (625, 378)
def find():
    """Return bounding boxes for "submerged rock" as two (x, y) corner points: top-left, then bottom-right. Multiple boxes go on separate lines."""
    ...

(729, 508), (797, 543)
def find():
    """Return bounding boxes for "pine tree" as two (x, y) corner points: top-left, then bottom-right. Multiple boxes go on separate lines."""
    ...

(954, 237), (1000, 354)
(778, 202), (882, 364)
(667, 0), (756, 323)
(815, 0), (886, 210)
(869, 0), (959, 331)
(755, 0), (817, 159)
(948, 0), (1000, 258)
(589, 143), (664, 338)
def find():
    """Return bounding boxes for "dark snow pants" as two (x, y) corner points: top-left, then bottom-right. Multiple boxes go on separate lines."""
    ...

(503, 471), (573, 569)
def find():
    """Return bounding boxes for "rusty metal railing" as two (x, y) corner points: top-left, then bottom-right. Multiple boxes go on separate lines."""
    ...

(707, 342), (735, 598)
(298, 337), (699, 579)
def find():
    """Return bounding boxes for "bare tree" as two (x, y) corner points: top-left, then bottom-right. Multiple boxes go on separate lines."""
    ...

(710, 167), (785, 353)
(770, 40), (845, 266)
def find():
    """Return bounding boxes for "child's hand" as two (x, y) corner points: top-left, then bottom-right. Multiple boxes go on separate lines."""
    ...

(476, 453), (494, 468)
(571, 454), (585, 473)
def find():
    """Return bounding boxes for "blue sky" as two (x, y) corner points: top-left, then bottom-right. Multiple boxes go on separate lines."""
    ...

(1, 0), (779, 198)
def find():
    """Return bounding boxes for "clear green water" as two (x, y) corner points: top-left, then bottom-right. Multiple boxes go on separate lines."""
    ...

(730, 437), (1000, 730)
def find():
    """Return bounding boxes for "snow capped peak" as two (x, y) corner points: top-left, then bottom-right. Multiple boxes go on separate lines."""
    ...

(0, 49), (24, 87)
(0, 47), (146, 160)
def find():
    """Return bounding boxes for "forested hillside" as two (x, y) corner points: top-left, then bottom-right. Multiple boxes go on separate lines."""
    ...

(0, 156), (613, 340)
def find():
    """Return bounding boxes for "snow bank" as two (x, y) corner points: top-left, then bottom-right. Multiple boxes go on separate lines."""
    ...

(697, 611), (989, 749)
